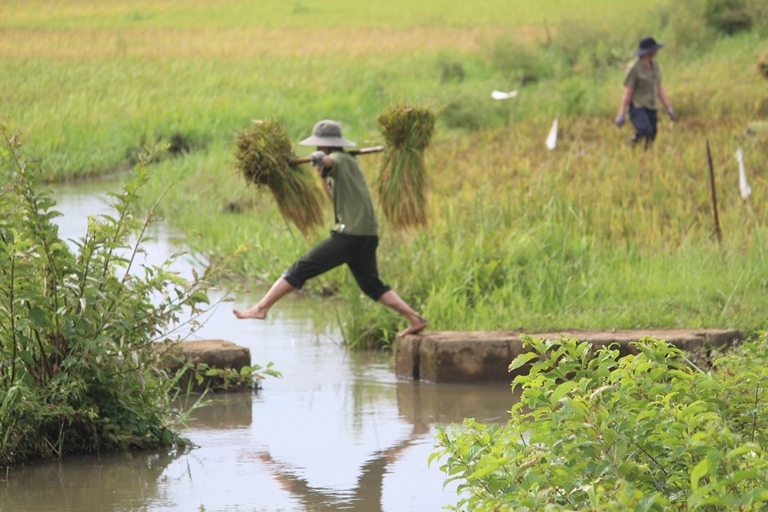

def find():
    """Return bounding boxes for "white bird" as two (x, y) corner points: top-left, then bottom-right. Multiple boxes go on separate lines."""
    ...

(491, 90), (518, 100)
(545, 117), (558, 151)
(735, 148), (752, 200)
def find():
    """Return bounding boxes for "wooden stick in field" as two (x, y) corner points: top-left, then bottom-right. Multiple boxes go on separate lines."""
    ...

(706, 139), (723, 246)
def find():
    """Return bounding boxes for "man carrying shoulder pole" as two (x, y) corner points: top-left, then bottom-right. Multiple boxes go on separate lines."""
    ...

(234, 120), (428, 338)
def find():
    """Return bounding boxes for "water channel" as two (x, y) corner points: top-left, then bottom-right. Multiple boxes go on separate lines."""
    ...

(0, 179), (517, 512)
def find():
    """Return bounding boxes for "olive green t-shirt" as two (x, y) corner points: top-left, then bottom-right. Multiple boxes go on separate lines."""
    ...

(326, 151), (378, 236)
(624, 58), (663, 110)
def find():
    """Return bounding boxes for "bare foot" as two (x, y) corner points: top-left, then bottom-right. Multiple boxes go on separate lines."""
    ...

(398, 317), (428, 337)
(233, 304), (268, 320)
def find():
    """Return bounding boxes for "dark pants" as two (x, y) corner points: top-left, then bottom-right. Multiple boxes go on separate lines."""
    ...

(282, 232), (391, 300)
(629, 104), (658, 148)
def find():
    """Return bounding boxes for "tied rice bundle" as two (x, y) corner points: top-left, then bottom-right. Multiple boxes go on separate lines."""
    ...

(377, 104), (436, 230)
(235, 120), (324, 235)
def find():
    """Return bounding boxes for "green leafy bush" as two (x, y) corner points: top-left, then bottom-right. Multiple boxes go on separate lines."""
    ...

(184, 362), (282, 392)
(440, 94), (509, 131)
(745, 0), (768, 35)
(557, 76), (590, 115)
(0, 125), (219, 466)
(658, 0), (718, 54)
(705, 0), (753, 35)
(660, 0), (767, 48)
(432, 335), (768, 511)
(551, 19), (627, 73)
(487, 37), (559, 85)
(439, 60), (467, 84)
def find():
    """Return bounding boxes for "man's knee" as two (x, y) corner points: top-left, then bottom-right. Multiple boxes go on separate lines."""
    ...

(281, 269), (305, 290)
(357, 278), (390, 301)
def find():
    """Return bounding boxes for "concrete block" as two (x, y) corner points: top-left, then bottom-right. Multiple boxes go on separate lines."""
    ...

(394, 335), (421, 380)
(418, 332), (515, 383)
(173, 339), (251, 370)
(158, 339), (252, 392)
(397, 329), (743, 383)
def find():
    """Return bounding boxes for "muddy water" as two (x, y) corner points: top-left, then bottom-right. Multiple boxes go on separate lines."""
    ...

(0, 180), (518, 512)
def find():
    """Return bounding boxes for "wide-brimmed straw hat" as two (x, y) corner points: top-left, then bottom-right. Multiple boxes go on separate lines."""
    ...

(298, 120), (356, 147)
(635, 36), (664, 56)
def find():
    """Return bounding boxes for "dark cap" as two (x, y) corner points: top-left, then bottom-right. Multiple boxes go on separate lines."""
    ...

(635, 36), (664, 56)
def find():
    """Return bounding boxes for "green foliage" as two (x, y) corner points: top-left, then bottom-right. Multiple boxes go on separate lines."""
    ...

(439, 60), (467, 84)
(486, 37), (559, 85)
(705, 0), (753, 35)
(745, 0), (768, 35)
(557, 76), (590, 115)
(658, 0), (718, 53)
(0, 125), (220, 466)
(335, 282), (405, 350)
(432, 335), (768, 510)
(551, 19), (628, 73)
(484, 20), (627, 84)
(440, 94), (509, 131)
(190, 362), (282, 392)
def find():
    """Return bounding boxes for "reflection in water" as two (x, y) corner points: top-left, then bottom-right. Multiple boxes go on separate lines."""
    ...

(0, 449), (186, 512)
(237, 377), (518, 512)
(396, 380), (519, 426)
(181, 392), (254, 431)
(251, 428), (424, 512)
(0, 179), (520, 512)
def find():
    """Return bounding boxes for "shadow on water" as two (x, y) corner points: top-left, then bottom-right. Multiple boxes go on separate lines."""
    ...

(0, 178), (520, 512)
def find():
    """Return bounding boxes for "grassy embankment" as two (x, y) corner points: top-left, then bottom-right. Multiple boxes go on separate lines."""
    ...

(2, 0), (768, 346)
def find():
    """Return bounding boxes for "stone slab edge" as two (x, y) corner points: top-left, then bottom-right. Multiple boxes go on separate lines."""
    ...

(395, 329), (743, 383)
(158, 339), (251, 371)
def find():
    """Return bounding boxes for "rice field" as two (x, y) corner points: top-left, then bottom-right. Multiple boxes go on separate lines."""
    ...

(2, 0), (768, 345)
(1, 0), (666, 30)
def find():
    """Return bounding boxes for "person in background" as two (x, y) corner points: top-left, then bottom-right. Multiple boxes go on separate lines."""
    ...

(233, 120), (428, 337)
(615, 36), (676, 148)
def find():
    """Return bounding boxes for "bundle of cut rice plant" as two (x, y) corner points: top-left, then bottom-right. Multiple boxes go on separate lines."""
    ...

(234, 120), (324, 235)
(376, 104), (436, 230)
